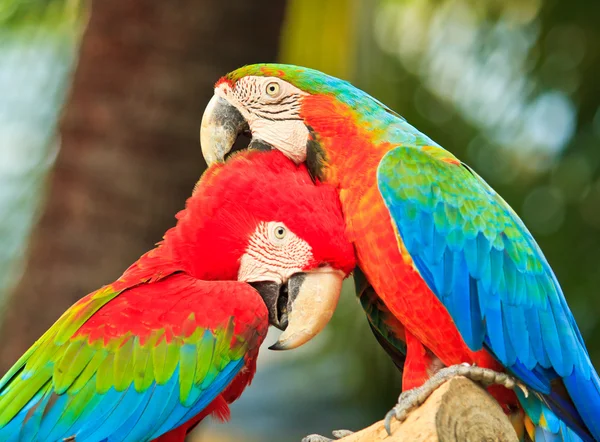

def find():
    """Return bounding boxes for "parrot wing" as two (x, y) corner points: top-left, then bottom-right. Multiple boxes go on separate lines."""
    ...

(0, 273), (267, 442)
(355, 267), (407, 370)
(377, 145), (600, 440)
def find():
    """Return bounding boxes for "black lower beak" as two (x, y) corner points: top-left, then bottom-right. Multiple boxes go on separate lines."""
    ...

(249, 274), (306, 331)
(248, 138), (274, 152)
(249, 281), (287, 330)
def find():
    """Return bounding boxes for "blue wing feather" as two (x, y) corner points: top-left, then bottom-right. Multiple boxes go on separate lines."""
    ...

(0, 277), (265, 441)
(377, 146), (600, 440)
(0, 355), (244, 442)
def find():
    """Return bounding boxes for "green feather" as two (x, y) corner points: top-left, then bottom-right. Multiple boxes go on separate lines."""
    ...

(152, 335), (180, 386)
(0, 277), (264, 434)
(54, 339), (92, 394)
(194, 332), (216, 385)
(179, 342), (198, 405)
(0, 367), (50, 425)
(214, 318), (235, 371)
(113, 336), (134, 391)
(64, 376), (96, 422)
(200, 365), (220, 390)
(151, 334), (168, 384)
(132, 338), (151, 392)
(96, 352), (115, 394)
(70, 348), (106, 394)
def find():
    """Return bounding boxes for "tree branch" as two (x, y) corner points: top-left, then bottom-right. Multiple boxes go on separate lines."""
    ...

(340, 377), (518, 442)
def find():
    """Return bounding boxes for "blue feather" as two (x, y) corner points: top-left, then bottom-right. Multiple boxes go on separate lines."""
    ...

(19, 385), (54, 441)
(84, 384), (144, 441)
(563, 370), (600, 439)
(503, 304), (532, 368)
(527, 310), (551, 368)
(118, 379), (174, 442)
(152, 359), (244, 438)
(377, 146), (600, 440)
(36, 389), (70, 439)
(113, 383), (158, 442)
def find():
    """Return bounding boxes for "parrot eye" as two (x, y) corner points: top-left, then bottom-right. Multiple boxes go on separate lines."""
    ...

(274, 225), (287, 239)
(265, 82), (281, 97)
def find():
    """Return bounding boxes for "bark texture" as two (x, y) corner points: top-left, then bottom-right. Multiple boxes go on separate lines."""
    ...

(340, 377), (518, 442)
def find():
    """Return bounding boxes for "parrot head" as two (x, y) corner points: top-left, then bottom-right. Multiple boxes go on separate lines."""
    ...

(200, 63), (389, 180)
(165, 149), (356, 350)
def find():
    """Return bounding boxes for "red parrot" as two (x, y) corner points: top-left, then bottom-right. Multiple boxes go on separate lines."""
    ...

(200, 64), (600, 442)
(0, 150), (356, 442)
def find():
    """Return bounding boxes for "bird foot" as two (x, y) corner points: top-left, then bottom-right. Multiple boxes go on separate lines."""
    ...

(301, 429), (354, 442)
(384, 363), (528, 434)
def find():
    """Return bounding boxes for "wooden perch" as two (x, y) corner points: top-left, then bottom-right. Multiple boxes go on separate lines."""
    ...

(339, 377), (518, 442)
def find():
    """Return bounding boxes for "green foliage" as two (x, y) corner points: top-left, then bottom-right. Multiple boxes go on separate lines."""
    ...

(0, 0), (88, 33)
(279, 0), (357, 80)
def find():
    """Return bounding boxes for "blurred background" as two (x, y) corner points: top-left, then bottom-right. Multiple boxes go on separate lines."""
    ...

(1, 0), (599, 441)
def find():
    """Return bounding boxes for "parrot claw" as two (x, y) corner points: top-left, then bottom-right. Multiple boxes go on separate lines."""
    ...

(301, 430), (353, 442)
(302, 436), (333, 442)
(384, 363), (529, 435)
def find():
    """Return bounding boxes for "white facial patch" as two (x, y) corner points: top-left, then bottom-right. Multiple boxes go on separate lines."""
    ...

(216, 77), (310, 164)
(238, 221), (313, 284)
(249, 118), (309, 164)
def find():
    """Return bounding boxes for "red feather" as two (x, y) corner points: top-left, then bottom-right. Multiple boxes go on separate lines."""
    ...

(300, 94), (519, 411)
(158, 150), (355, 281)
(0, 150), (356, 441)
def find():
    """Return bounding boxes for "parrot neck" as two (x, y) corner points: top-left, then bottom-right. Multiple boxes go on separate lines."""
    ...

(301, 94), (394, 188)
(301, 92), (438, 188)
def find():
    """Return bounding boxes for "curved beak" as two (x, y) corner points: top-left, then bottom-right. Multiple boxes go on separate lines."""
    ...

(250, 269), (344, 351)
(200, 95), (248, 165)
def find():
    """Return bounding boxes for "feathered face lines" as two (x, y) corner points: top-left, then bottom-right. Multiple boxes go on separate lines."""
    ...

(220, 76), (306, 122)
(238, 221), (313, 284)
(206, 76), (311, 165)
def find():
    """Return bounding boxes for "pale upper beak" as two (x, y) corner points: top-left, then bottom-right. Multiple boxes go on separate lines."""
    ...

(200, 95), (248, 165)
(249, 268), (344, 350)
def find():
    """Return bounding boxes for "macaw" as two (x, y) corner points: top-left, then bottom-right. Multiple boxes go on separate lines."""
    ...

(0, 150), (356, 442)
(200, 64), (600, 441)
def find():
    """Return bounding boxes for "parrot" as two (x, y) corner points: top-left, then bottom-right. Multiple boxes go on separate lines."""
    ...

(0, 149), (356, 442)
(200, 63), (600, 442)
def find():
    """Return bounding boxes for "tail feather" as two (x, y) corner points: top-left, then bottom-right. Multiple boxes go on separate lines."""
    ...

(563, 369), (600, 440)
(518, 389), (592, 442)
(534, 421), (585, 442)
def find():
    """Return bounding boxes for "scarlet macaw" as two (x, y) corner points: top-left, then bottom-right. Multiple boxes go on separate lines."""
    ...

(0, 150), (356, 441)
(200, 64), (600, 441)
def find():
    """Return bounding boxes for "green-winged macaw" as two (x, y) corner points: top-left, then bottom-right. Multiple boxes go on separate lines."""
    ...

(200, 64), (600, 442)
(0, 150), (356, 442)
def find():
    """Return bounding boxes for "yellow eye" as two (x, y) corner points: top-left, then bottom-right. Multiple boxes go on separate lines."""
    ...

(265, 82), (280, 97)
(274, 225), (287, 239)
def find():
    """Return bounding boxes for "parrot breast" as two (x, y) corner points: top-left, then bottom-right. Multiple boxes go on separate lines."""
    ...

(301, 93), (499, 371)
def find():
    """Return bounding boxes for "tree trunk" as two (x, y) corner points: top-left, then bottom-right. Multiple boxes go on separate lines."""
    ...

(0, 0), (286, 372)
(0, 1), (88, 320)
